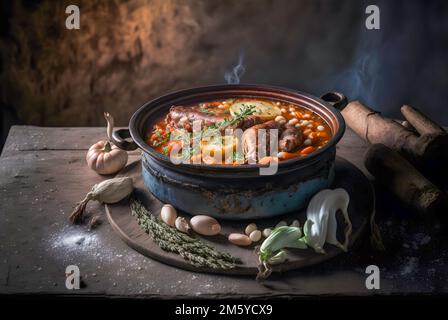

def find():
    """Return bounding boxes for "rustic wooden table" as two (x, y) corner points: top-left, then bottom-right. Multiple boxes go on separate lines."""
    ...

(0, 126), (446, 298)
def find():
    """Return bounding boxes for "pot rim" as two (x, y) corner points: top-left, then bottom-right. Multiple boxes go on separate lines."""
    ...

(129, 84), (346, 173)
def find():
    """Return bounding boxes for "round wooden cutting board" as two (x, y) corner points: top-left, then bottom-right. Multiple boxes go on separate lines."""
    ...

(106, 157), (374, 276)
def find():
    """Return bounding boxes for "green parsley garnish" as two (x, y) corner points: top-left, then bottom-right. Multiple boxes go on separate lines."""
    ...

(200, 108), (216, 116)
(208, 105), (256, 131)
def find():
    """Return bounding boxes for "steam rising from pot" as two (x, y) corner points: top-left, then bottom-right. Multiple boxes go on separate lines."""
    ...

(224, 51), (246, 84)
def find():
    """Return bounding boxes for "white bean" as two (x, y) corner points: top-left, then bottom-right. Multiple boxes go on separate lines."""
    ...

(276, 220), (287, 228)
(288, 118), (299, 125)
(289, 107), (296, 112)
(245, 223), (258, 236)
(275, 115), (286, 122)
(317, 125), (325, 131)
(281, 108), (287, 113)
(249, 230), (262, 242)
(262, 228), (272, 238)
(304, 139), (312, 146)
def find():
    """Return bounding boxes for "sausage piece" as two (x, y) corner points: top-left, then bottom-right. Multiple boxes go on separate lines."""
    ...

(279, 125), (303, 152)
(242, 120), (282, 163)
(238, 115), (265, 131)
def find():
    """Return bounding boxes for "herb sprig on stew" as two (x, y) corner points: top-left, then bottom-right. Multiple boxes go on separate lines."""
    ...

(208, 104), (256, 130)
(151, 129), (170, 147)
(199, 108), (216, 116)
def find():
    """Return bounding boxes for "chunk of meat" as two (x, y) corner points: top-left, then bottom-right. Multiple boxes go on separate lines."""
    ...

(167, 105), (264, 132)
(243, 122), (303, 162)
(279, 125), (303, 152)
(242, 120), (282, 163)
(237, 115), (265, 131)
(167, 105), (230, 131)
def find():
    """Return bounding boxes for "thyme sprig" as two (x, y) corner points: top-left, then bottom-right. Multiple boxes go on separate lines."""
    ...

(131, 200), (240, 269)
(208, 104), (256, 130)
(200, 108), (216, 115)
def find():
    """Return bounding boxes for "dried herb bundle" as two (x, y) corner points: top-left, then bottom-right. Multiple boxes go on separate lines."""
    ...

(131, 200), (240, 270)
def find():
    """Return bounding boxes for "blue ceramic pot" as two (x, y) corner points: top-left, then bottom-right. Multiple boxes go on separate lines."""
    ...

(112, 85), (346, 220)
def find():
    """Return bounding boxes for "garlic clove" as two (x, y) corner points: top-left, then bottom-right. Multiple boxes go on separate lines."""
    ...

(160, 204), (177, 226)
(175, 216), (191, 234)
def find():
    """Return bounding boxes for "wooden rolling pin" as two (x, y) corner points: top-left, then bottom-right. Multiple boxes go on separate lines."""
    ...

(342, 101), (448, 174)
(365, 144), (447, 220)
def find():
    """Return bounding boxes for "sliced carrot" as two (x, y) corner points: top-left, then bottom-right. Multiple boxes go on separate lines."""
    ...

(300, 146), (316, 156)
(278, 152), (296, 160)
(294, 111), (303, 118)
(258, 156), (279, 165)
(318, 131), (329, 139)
(303, 128), (312, 136)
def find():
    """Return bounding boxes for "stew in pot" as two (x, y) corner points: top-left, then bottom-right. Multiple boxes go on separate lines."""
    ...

(146, 98), (332, 165)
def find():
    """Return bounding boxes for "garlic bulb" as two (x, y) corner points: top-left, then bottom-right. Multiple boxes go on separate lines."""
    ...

(303, 188), (352, 254)
(69, 177), (133, 224)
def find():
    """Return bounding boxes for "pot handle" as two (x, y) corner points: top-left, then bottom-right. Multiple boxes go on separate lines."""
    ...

(320, 92), (348, 111)
(111, 128), (138, 151)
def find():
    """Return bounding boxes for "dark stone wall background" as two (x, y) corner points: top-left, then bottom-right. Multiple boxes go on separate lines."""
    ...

(1, 0), (448, 147)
